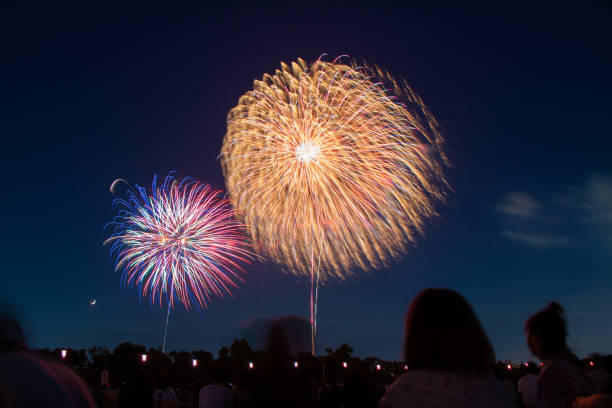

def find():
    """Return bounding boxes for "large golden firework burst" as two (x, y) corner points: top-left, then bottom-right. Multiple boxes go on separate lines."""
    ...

(221, 57), (448, 282)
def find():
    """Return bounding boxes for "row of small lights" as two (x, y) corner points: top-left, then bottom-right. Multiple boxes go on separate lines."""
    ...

(59, 350), (391, 370)
(140, 354), (201, 366)
(507, 362), (542, 370)
(504, 361), (596, 370)
(58, 350), (407, 371)
(244, 361), (400, 370)
(59, 350), (199, 366)
(64, 350), (594, 371)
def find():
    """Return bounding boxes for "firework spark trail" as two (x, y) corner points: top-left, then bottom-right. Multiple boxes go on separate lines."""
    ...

(221, 57), (448, 353)
(105, 173), (253, 350)
(162, 286), (173, 353)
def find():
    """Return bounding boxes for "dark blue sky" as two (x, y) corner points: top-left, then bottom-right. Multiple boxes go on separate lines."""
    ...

(2, 3), (611, 361)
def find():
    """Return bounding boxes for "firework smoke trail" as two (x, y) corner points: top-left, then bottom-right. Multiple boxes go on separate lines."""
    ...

(105, 172), (253, 350)
(310, 252), (321, 355)
(221, 57), (448, 353)
(162, 286), (173, 353)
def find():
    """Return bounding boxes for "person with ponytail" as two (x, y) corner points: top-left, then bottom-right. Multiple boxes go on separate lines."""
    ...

(525, 302), (594, 407)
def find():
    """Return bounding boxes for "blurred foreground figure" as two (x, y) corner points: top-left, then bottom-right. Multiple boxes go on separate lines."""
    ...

(118, 367), (152, 408)
(569, 394), (612, 408)
(245, 316), (314, 408)
(0, 313), (95, 407)
(526, 302), (594, 407)
(198, 367), (232, 408)
(153, 373), (178, 408)
(587, 365), (611, 394)
(517, 363), (540, 408)
(379, 288), (517, 408)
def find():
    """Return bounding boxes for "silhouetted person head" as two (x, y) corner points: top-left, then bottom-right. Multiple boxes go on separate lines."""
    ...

(265, 315), (310, 357)
(125, 367), (147, 387)
(0, 316), (26, 353)
(211, 366), (228, 385)
(156, 373), (170, 390)
(403, 288), (495, 374)
(525, 302), (569, 361)
(247, 315), (313, 408)
(0, 306), (27, 353)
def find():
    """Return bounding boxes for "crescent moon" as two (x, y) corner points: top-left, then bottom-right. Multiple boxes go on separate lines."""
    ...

(110, 179), (129, 194)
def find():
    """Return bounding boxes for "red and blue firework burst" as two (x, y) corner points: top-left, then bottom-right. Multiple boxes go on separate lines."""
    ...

(105, 172), (253, 310)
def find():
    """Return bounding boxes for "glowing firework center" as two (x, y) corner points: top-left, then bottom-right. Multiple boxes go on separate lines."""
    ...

(160, 235), (187, 246)
(295, 141), (321, 163)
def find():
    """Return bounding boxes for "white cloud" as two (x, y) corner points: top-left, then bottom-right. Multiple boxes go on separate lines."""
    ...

(497, 174), (612, 250)
(496, 193), (541, 217)
(584, 174), (612, 227)
(501, 230), (573, 248)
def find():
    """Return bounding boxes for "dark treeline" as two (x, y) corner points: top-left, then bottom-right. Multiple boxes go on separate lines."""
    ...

(36, 339), (612, 390)
(39, 341), (398, 389)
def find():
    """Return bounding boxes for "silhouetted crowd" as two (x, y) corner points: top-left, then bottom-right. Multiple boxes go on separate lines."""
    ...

(1, 289), (611, 407)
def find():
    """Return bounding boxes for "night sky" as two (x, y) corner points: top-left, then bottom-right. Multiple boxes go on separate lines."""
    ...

(2, 3), (611, 362)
